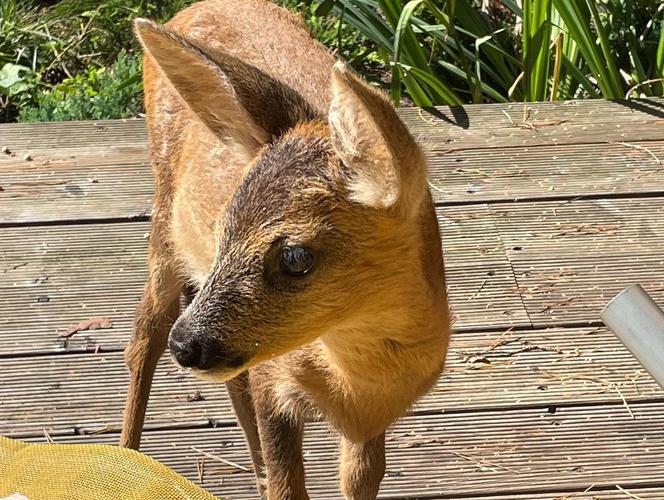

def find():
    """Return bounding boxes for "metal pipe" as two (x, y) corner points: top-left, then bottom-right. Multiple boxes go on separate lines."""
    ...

(600, 284), (664, 388)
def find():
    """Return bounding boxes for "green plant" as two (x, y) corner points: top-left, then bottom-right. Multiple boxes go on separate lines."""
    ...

(1, 0), (49, 68)
(0, 0), (57, 120)
(0, 62), (41, 109)
(596, 0), (664, 96)
(314, 0), (664, 105)
(4, 0), (664, 122)
(277, 0), (379, 67)
(1, 0), (197, 121)
(18, 49), (142, 122)
(46, 0), (196, 69)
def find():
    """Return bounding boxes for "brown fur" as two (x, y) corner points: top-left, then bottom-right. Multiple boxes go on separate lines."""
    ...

(120, 1), (450, 498)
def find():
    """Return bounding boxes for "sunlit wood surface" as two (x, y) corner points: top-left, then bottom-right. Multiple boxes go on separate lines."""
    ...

(2, 98), (664, 498)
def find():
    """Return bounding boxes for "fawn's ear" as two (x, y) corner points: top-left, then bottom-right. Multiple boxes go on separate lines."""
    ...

(135, 19), (316, 156)
(328, 62), (426, 216)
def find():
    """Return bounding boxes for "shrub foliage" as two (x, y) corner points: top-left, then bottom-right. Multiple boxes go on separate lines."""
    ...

(314, 0), (664, 105)
(1, 0), (662, 122)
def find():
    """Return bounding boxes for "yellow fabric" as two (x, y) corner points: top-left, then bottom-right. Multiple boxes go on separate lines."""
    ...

(0, 436), (217, 500)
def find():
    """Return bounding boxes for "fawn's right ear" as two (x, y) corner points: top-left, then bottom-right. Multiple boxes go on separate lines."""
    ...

(328, 62), (426, 218)
(134, 19), (316, 157)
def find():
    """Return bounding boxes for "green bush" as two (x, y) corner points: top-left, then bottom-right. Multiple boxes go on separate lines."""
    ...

(0, 0), (195, 122)
(313, 0), (664, 105)
(0, 62), (41, 121)
(277, 0), (377, 63)
(18, 50), (142, 122)
(3, 0), (664, 123)
(45, 0), (196, 68)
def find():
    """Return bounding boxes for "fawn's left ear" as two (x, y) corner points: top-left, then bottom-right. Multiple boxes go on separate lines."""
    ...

(328, 62), (427, 217)
(134, 18), (317, 158)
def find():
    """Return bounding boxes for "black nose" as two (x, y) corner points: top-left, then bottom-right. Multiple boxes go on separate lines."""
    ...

(169, 322), (220, 370)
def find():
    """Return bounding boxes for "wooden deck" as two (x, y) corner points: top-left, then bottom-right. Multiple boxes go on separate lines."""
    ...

(2, 98), (664, 499)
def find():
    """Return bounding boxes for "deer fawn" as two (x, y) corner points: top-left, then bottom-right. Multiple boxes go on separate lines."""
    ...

(120, 0), (450, 498)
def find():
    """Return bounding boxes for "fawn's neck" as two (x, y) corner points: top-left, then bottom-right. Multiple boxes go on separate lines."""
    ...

(319, 293), (448, 384)
(298, 294), (448, 440)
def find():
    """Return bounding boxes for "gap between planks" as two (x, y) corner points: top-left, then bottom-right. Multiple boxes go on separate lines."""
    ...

(4, 189), (664, 229)
(0, 320), (607, 359)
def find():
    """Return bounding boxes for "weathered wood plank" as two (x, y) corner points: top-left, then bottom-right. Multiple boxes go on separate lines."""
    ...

(5, 140), (664, 222)
(420, 325), (664, 411)
(0, 119), (148, 151)
(403, 98), (664, 150)
(0, 223), (149, 354)
(0, 149), (151, 223)
(494, 197), (664, 260)
(30, 402), (664, 499)
(0, 119), (150, 224)
(2, 99), (662, 153)
(438, 198), (664, 326)
(428, 140), (664, 204)
(469, 488), (664, 499)
(0, 218), (527, 356)
(4, 197), (663, 354)
(5, 197), (663, 352)
(4, 325), (662, 437)
(3, 99), (664, 223)
(3, 103), (664, 499)
(515, 255), (664, 326)
(0, 352), (234, 436)
(495, 198), (664, 326)
(436, 204), (531, 328)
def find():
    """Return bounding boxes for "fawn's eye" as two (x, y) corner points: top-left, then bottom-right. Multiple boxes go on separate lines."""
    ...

(280, 245), (314, 277)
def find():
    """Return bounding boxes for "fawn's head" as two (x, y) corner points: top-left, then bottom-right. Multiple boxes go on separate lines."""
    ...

(136, 20), (437, 380)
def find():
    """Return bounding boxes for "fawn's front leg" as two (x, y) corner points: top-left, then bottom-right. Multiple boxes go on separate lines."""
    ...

(340, 433), (386, 500)
(252, 378), (308, 500)
(120, 229), (181, 449)
(226, 372), (265, 494)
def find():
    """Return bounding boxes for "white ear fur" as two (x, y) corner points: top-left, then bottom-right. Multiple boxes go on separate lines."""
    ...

(135, 19), (268, 156)
(328, 61), (426, 216)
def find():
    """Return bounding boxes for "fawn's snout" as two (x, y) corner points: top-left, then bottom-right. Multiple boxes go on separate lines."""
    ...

(169, 317), (246, 371)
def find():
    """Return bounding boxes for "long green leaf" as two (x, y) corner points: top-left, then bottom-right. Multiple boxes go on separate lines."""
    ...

(379, 0), (460, 104)
(399, 63), (463, 104)
(394, 0), (423, 62)
(584, 0), (623, 96)
(453, 0), (518, 87)
(314, 0), (336, 16)
(437, 59), (509, 102)
(402, 72), (435, 106)
(655, 20), (664, 96)
(553, 0), (622, 98)
(522, 0), (553, 101)
(561, 55), (599, 97)
(626, 32), (651, 97)
(392, 0), (425, 105)
(313, 0), (650, 103)
(501, 0), (524, 16)
(424, 0), (481, 102)
(658, 20), (664, 77)
(332, 0), (393, 49)
(411, 18), (520, 88)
